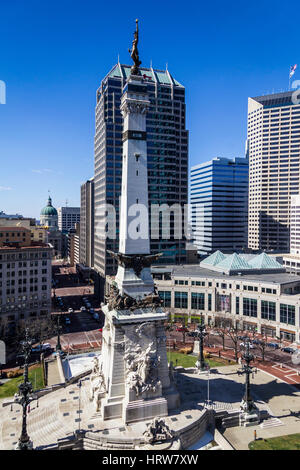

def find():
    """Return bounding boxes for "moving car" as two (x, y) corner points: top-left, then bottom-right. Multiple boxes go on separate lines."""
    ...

(80, 306), (86, 312)
(68, 308), (74, 313)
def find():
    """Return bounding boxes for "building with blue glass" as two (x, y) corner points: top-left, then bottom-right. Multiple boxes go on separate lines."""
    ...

(93, 63), (188, 297)
(190, 157), (249, 255)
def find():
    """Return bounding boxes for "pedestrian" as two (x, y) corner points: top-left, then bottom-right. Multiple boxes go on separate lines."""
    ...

(218, 350), (221, 358)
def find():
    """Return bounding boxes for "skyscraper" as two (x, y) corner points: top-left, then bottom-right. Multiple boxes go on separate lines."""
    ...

(57, 206), (80, 232)
(80, 178), (94, 268)
(93, 63), (188, 297)
(190, 157), (249, 255)
(247, 91), (300, 252)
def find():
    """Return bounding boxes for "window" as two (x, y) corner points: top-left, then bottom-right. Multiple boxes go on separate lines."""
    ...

(236, 297), (239, 314)
(280, 304), (295, 325)
(243, 298), (257, 317)
(191, 292), (205, 310)
(208, 293), (212, 311)
(175, 291), (188, 309)
(158, 291), (171, 307)
(261, 300), (276, 321)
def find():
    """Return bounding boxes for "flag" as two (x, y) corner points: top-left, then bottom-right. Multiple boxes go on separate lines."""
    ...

(290, 64), (297, 78)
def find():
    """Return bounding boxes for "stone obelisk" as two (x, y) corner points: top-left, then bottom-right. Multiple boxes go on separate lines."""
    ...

(99, 20), (179, 424)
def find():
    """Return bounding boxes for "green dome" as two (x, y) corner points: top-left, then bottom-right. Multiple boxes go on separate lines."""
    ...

(40, 196), (58, 216)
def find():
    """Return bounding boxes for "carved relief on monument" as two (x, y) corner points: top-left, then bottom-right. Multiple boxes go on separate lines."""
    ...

(105, 281), (162, 312)
(90, 355), (106, 412)
(124, 322), (161, 397)
(143, 417), (174, 444)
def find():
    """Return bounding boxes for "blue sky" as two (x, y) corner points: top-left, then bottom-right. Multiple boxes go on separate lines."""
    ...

(1, 0), (299, 218)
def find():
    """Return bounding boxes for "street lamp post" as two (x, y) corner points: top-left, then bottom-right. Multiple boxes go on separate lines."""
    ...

(14, 328), (37, 450)
(237, 337), (257, 413)
(195, 314), (208, 372)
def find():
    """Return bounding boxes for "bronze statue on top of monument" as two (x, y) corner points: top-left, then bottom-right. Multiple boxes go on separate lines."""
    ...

(129, 19), (142, 75)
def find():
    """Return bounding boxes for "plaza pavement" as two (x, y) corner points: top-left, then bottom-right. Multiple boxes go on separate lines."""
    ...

(1, 364), (299, 450)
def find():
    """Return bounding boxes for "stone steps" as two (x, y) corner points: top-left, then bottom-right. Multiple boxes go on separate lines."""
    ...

(260, 417), (283, 429)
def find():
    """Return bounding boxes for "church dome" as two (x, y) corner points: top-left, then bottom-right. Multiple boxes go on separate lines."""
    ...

(40, 196), (58, 216)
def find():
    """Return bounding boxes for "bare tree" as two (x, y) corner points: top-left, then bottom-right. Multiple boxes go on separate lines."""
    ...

(25, 317), (56, 349)
(225, 324), (241, 362)
(253, 333), (270, 362)
(0, 317), (9, 342)
(214, 316), (232, 350)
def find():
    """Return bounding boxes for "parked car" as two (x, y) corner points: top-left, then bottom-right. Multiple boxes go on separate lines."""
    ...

(68, 308), (74, 313)
(65, 317), (71, 325)
(239, 342), (254, 349)
(252, 339), (262, 345)
(93, 313), (99, 321)
(32, 343), (52, 353)
(80, 306), (86, 312)
(281, 346), (296, 354)
(176, 327), (189, 332)
(238, 335), (249, 341)
(187, 331), (199, 337)
(90, 308), (95, 314)
(85, 303), (92, 309)
(267, 342), (279, 349)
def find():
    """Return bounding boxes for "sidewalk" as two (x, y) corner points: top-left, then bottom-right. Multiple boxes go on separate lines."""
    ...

(204, 346), (300, 388)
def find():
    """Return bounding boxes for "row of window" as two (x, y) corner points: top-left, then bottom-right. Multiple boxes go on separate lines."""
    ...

(173, 279), (277, 293)
(160, 291), (296, 326)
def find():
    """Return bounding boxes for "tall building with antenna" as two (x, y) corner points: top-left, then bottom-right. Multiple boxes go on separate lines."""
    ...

(247, 91), (300, 252)
(93, 63), (188, 297)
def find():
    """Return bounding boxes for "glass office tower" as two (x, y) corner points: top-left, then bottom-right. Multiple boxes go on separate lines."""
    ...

(94, 64), (188, 297)
(190, 157), (249, 255)
(248, 91), (300, 252)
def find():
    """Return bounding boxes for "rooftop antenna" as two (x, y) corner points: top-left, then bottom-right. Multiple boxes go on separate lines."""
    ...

(150, 59), (152, 69)
(65, 199), (68, 207)
(117, 53), (120, 64)
(166, 62), (168, 71)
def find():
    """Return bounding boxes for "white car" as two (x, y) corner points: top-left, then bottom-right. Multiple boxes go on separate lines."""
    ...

(80, 306), (86, 312)
(240, 342), (254, 349)
(68, 308), (74, 313)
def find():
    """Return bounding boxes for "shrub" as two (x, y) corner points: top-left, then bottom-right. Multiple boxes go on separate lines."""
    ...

(7, 369), (23, 379)
(178, 347), (193, 355)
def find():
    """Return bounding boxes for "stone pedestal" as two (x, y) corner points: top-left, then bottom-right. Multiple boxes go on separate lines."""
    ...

(239, 411), (260, 427)
(99, 304), (179, 424)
